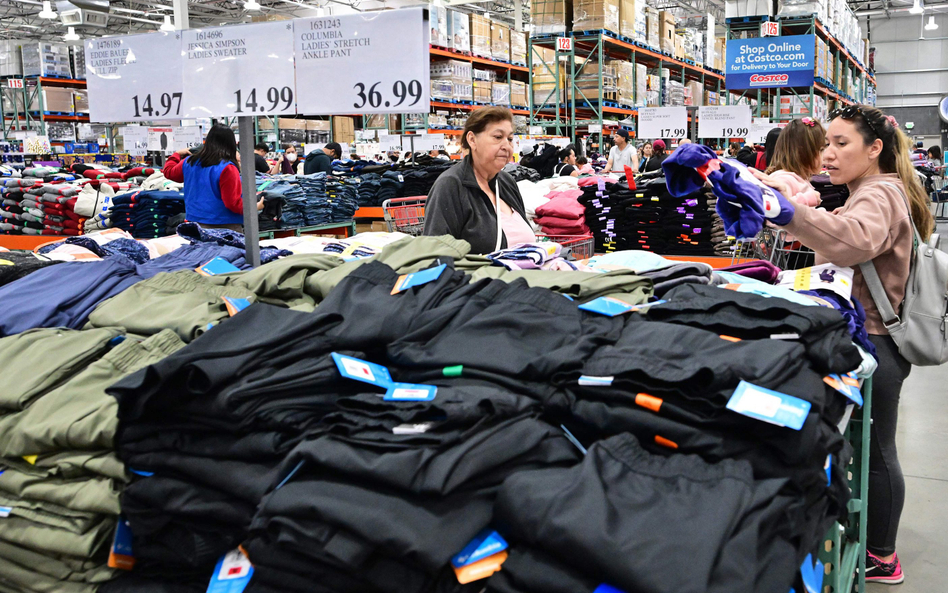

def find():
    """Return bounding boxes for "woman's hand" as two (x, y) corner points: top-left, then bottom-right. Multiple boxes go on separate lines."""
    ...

(257, 196), (265, 211)
(749, 169), (791, 198)
(175, 148), (191, 156)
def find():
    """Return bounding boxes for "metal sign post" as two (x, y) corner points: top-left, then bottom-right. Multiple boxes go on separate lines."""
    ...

(238, 116), (261, 267)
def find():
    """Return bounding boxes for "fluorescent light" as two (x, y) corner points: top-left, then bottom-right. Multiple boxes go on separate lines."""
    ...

(38, 1), (56, 19)
(909, 0), (924, 14)
(160, 14), (175, 31)
(64, 26), (80, 41)
(245, 0), (262, 10)
(926, 15), (938, 29)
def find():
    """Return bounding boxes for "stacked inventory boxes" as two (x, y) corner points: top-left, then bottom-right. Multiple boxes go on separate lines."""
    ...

(511, 30), (527, 65)
(21, 42), (72, 78)
(575, 61), (617, 101)
(511, 80), (528, 107)
(471, 14), (492, 58)
(646, 8), (660, 48)
(431, 6), (450, 47)
(491, 22), (510, 62)
(492, 82), (511, 105)
(611, 60), (636, 106)
(448, 10), (471, 53)
(430, 59), (474, 102)
(659, 11), (676, 55)
(532, 0), (573, 34)
(573, 0), (620, 33)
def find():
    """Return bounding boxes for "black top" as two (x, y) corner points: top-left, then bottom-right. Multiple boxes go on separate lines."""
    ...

(553, 163), (576, 177)
(254, 154), (270, 174)
(304, 150), (333, 175)
(642, 152), (667, 173)
(423, 155), (528, 254)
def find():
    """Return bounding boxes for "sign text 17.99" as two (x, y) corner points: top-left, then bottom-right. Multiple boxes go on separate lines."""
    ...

(132, 93), (183, 118)
(660, 128), (686, 137)
(233, 87), (294, 114)
(354, 80), (423, 109)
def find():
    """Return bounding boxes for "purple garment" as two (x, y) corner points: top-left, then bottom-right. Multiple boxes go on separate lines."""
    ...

(718, 259), (782, 283)
(798, 289), (877, 360)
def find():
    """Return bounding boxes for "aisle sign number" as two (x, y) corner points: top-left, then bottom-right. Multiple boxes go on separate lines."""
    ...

(85, 32), (185, 123)
(761, 22), (780, 37)
(637, 107), (688, 140)
(6, 79), (22, 89)
(697, 105), (752, 138)
(181, 21), (297, 118)
(556, 37), (573, 52)
(294, 9), (429, 115)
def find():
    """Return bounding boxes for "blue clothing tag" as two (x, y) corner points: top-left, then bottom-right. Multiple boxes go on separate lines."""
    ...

(578, 296), (636, 317)
(452, 530), (509, 568)
(112, 516), (134, 557)
(384, 383), (437, 402)
(800, 554), (823, 593)
(0, 506), (11, 517)
(108, 335), (126, 347)
(331, 353), (393, 387)
(207, 549), (254, 593)
(578, 375), (614, 387)
(726, 381), (811, 430)
(824, 373), (863, 406)
(222, 296), (252, 316)
(130, 469), (154, 477)
(392, 263), (447, 294)
(561, 425), (588, 455)
(594, 585), (628, 593)
(825, 454), (832, 487)
(562, 294), (574, 301)
(197, 257), (241, 276)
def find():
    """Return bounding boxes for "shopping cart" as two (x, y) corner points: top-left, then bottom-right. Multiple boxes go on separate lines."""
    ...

(382, 196), (427, 236)
(729, 226), (814, 270)
(535, 234), (596, 259)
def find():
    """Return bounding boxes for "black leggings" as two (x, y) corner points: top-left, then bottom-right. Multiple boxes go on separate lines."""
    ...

(867, 334), (912, 556)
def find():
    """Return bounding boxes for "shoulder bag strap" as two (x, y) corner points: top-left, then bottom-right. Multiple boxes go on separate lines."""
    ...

(856, 181), (919, 328)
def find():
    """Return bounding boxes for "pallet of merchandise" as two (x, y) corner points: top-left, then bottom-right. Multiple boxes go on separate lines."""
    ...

(724, 15), (773, 23)
(24, 73), (75, 80)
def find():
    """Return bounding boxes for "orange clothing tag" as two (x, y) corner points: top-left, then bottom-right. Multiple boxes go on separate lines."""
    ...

(391, 274), (409, 295)
(634, 393), (663, 413)
(108, 551), (136, 571)
(454, 551), (508, 584)
(654, 435), (679, 449)
(719, 335), (741, 342)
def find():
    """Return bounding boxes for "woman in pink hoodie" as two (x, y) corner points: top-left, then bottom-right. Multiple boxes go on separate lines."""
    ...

(763, 117), (824, 208)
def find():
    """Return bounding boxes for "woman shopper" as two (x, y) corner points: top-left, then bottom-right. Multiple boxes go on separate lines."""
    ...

(553, 145), (580, 178)
(163, 124), (263, 231)
(423, 107), (533, 253)
(271, 144), (299, 175)
(763, 117), (825, 208)
(754, 105), (934, 585)
(639, 142), (654, 172)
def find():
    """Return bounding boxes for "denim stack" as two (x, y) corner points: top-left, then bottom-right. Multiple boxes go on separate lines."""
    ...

(325, 177), (360, 222)
(295, 173), (333, 225)
(259, 179), (309, 228)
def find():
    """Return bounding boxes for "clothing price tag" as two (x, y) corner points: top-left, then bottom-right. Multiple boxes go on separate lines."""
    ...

(578, 296), (635, 316)
(578, 375), (615, 386)
(294, 8), (429, 115)
(0, 506), (11, 518)
(726, 381), (811, 430)
(196, 257), (241, 276)
(453, 551), (508, 584)
(393, 422), (435, 434)
(384, 383), (437, 401)
(637, 107), (688, 140)
(207, 549), (254, 593)
(331, 353), (394, 387)
(108, 516), (136, 570)
(173, 126), (205, 151)
(122, 127), (148, 156)
(799, 554), (823, 593)
(392, 263), (447, 294)
(594, 585), (628, 593)
(823, 373), (863, 406)
(222, 296), (252, 317)
(378, 135), (402, 152)
(697, 106), (752, 138)
(182, 21), (297, 118)
(86, 32), (185, 123)
(452, 530), (509, 568)
(413, 134), (446, 152)
(147, 127), (173, 153)
(528, 126), (543, 135)
(746, 118), (780, 144)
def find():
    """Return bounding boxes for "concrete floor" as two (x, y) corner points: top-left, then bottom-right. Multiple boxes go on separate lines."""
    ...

(867, 218), (948, 591)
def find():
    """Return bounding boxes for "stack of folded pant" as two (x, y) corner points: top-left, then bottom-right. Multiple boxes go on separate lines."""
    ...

(356, 173), (383, 206)
(400, 164), (453, 197)
(377, 171), (404, 205)
(659, 188), (714, 256)
(295, 174), (334, 226)
(108, 193), (139, 235)
(127, 191), (185, 239)
(325, 177), (360, 222)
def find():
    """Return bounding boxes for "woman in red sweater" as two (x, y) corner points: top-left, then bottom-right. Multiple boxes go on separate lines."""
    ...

(163, 124), (262, 231)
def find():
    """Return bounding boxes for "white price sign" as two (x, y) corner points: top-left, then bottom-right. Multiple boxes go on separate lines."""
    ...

(173, 126), (204, 150)
(588, 123), (602, 133)
(528, 126), (543, 135)
(378, 134), (402, 152)
(637, 107), (688, 139)
(294, 9), (429, 115)
(122, 126), (148, 155)
(746, 118), (780, 144)
(147, 127), (173, 152)
(413, 133), (446, 152)
(698, 105), (752, 138)
(182, 21), (296, 118)
(86, 32), (184, 123)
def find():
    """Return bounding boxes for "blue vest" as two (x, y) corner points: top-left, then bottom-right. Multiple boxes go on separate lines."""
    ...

(182, 159), (243, 225)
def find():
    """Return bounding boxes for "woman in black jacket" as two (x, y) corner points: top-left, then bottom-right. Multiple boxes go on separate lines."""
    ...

(423, 107), (532, 253)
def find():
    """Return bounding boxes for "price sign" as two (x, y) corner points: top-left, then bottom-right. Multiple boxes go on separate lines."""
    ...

(378, 134), (402, 152)
(413, 133), (446, 152)
(294, 8), (429, 115)
(173, 126), (204, 150)
(6, 79), (23, 89)
(86, 32), (184, 123)
(588, 123), (602, 133)
(528, 126), (543, 135)
(746, 118), (780, 144)
(556, 37), (573, 52)
(637, 107), (688, 139)
(147, 127), (173, 152)
(122, 126), (147, 155)
(181, 21), (296, 118)
(698, 105), (752, 138)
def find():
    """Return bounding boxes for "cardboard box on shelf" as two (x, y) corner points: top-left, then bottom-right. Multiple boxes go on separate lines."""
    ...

(332, 116), (355, 144)
(610, 60), (635, 105)
(474, 80), (493, 103)
(573, 0), (620, 33)
(674, 34), (685, 60)
(448, 10), (471, 53)
(41, 87), (74, 112)
(431, 59), (472, 81)
(511, 80), (528, 106)
(72, 90), (89, 113)
(279, 118), (307, 130)
(646, 8), (660, 48)
(492, 82), (511, 105)
(533, 83), (566, 105)
(510, 30), (527, 65)
(307, 120), (330, 131)
(431, 6), (450, 47)
(636, 63), (647, 106)
(491, 22), (510, 62)
(470, 14), (492, 58)
(431, 79), (455, 101)
(532, 0), (573, 34)
(452, 82), (473, 102)
(659, 11), (676, 55)
(685, 80), (703, 106)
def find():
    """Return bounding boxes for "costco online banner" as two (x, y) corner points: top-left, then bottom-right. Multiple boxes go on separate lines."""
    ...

(725, 34), (815, 90)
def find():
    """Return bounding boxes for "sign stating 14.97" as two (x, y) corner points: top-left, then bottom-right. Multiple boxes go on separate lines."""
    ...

(294, 8), (429, 115)
(85, 32), (185, 123)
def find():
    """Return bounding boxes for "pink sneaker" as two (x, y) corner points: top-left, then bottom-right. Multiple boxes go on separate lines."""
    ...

(865, 550), (904, 585)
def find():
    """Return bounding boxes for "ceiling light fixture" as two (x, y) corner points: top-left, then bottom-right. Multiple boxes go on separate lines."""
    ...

(925, 14), (938, 29)
(38, 1), (57, 19)
(245, 0), (262, 10)
(160, 14), (175, 31)
(64, 26), (80, 41)
(909, 0), (924, 15)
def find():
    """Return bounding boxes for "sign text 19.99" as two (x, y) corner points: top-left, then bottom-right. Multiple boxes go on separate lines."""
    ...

(132, 93), (183, 118)
(721, 127), (749, 137)
(354, 80), (422, 109)
(233, 87), (294, 114)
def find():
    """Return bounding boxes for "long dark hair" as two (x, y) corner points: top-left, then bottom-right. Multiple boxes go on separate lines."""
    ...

(188, 124), (237, 168)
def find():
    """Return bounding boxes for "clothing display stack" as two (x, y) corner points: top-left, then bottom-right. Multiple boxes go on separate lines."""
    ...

(331, 158), (452, 207)
(810, 173), (850, 211)
(257, 173), (361, 228)
(658, 186), (715, 256)
(108, 190), (186, 239)
(356, 173), (384, 207)
(399, 162), (453, 197)
(0, 178), (82, 236)
(533, 189), (589, 236)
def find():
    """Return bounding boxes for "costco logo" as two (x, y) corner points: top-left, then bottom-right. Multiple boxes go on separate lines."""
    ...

(749, 73), (789, 86)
